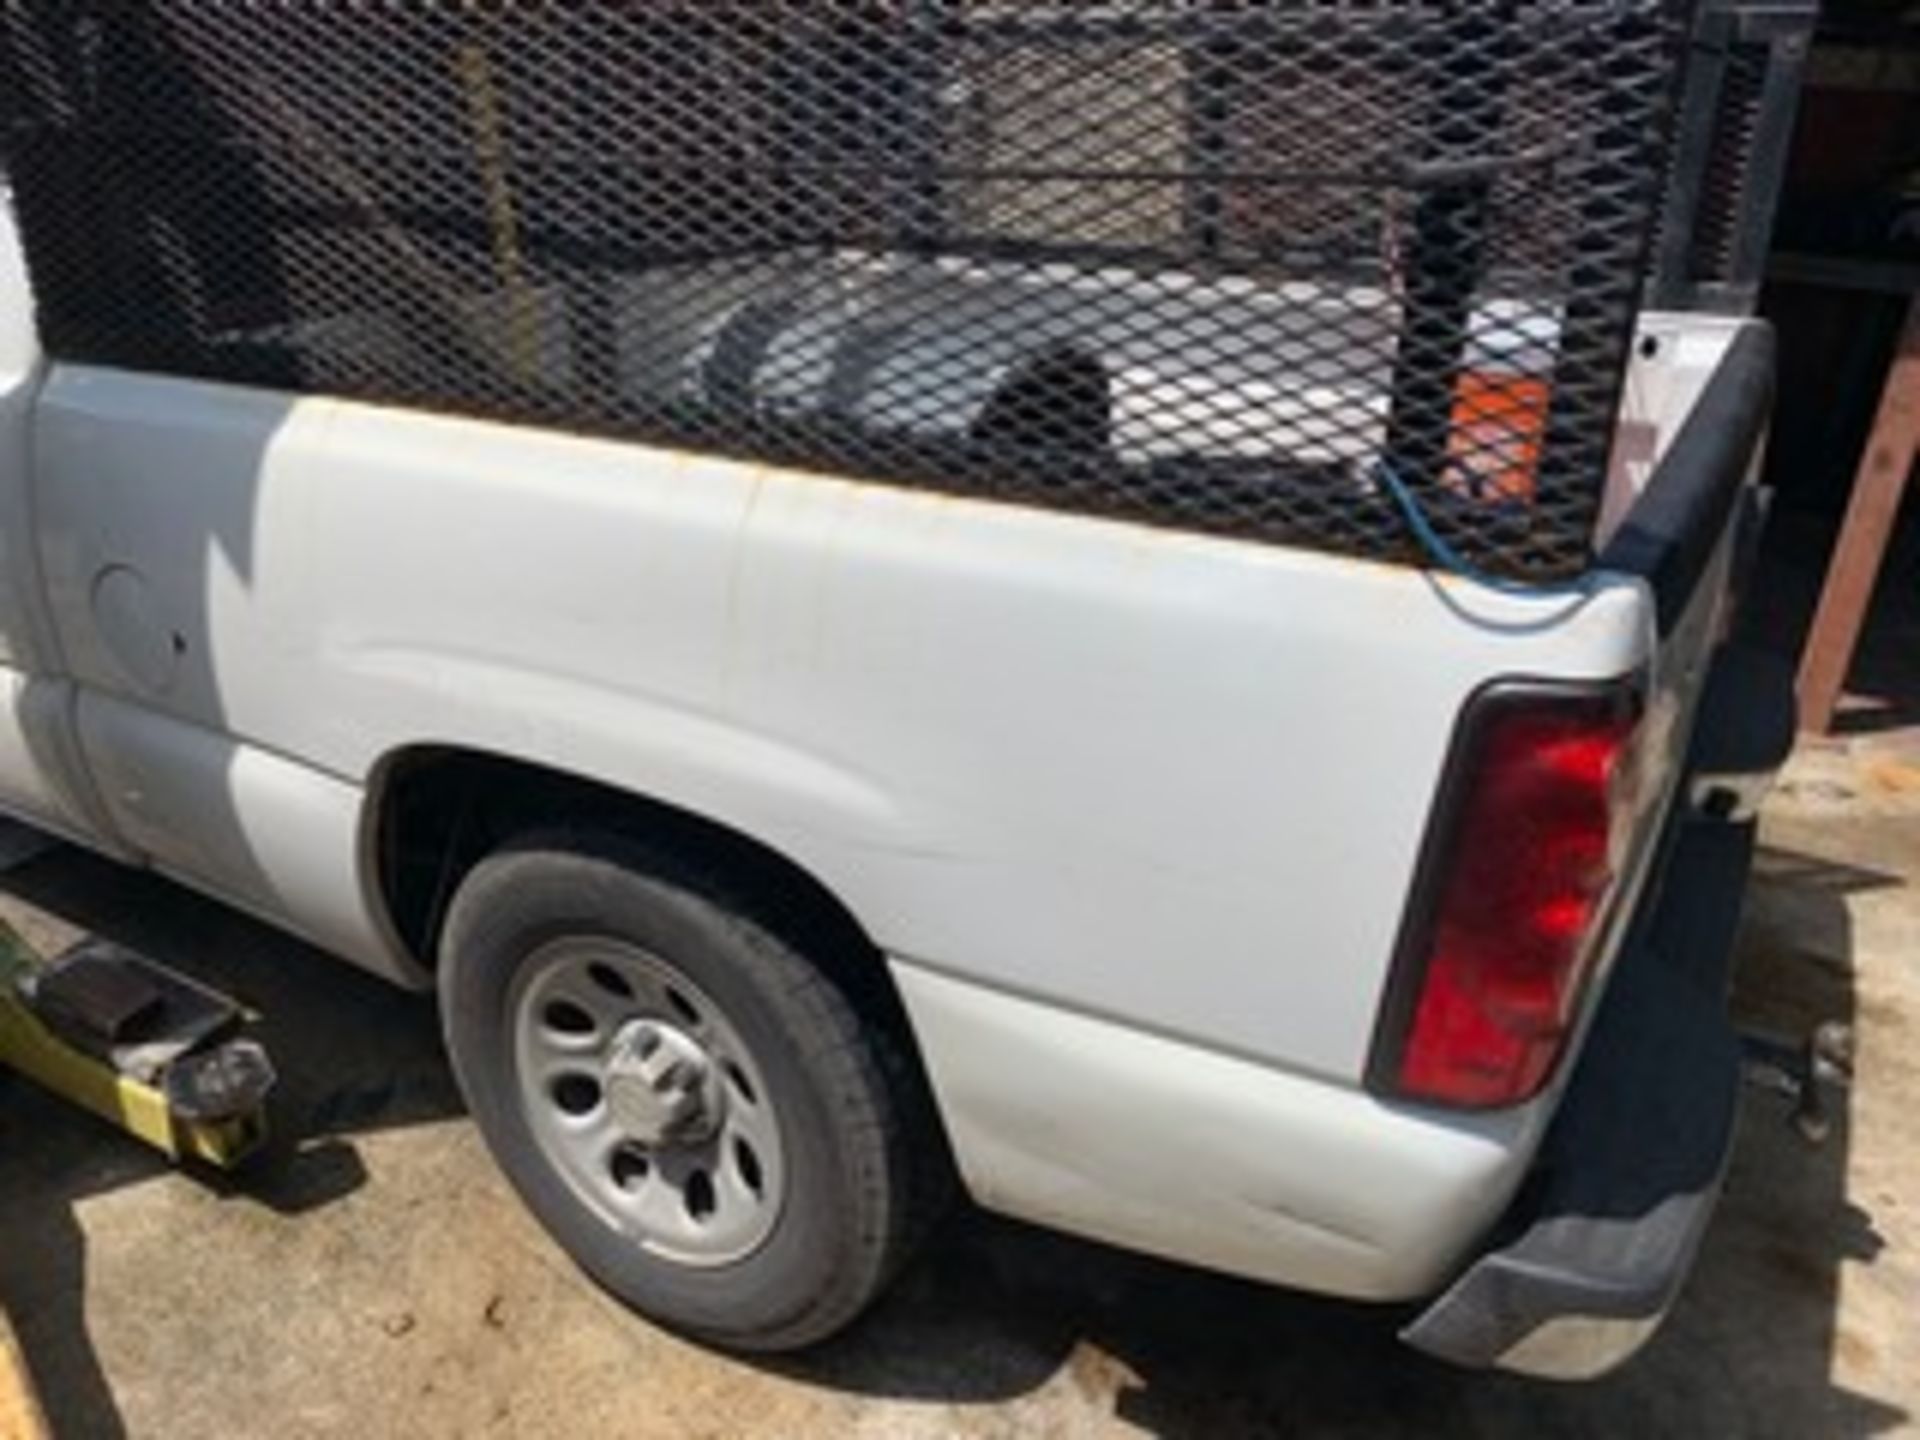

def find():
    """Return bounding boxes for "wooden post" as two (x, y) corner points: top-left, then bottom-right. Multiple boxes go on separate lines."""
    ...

(1796, 292), (1920, 735)
(0, 1308), (49, 1440)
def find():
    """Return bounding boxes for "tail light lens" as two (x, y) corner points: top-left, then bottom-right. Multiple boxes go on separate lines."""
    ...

(1374, 682), (1644, 1109)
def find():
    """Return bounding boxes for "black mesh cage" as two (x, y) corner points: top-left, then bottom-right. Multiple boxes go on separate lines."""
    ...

(0, 2), (1693, 581)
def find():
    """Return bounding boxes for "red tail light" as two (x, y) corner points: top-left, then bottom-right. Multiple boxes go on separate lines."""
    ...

(1374, 682), (1643, 1109)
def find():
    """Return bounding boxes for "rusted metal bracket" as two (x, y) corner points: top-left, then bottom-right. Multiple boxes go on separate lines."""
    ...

(1798, 293), (1920, 735)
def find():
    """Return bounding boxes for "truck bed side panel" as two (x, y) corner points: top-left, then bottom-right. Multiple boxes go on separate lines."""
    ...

(31, 367), (1653, 1084)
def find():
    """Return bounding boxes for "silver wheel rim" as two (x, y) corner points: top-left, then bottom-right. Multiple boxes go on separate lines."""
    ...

(510, 938), (786, 1267)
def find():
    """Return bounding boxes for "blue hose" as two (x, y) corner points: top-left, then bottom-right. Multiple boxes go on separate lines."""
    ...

(1370, 459), (1590, 599)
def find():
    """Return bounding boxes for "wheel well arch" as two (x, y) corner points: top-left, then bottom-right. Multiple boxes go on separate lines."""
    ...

(366, 746), (919, 1045)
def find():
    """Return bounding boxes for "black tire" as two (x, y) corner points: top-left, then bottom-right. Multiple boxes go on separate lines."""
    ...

(439, 830), (939, 1351)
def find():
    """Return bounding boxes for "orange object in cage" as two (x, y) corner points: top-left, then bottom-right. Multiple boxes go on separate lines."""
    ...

(1448, 372), (1551, 506)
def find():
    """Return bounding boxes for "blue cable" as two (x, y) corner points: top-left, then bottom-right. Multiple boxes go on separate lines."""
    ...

(1370, 458), (1590, 599)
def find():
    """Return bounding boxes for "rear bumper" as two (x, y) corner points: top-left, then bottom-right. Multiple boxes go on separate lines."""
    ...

(1403, 645), (1794, 1379)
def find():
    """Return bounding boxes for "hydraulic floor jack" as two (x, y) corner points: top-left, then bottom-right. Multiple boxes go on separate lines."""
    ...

(0, 920), (275, 1169)
(0, 844), (276, 1440)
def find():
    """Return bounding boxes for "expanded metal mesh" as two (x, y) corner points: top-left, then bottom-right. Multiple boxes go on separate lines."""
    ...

(0, 2), (1689, 580)
(1650, 3), (1814, 315)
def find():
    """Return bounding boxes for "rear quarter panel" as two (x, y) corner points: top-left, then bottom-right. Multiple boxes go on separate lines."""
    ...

(31, 367), (1655, 1084)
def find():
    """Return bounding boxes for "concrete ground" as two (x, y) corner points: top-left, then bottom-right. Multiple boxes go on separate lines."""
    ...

(1, 736), (1916, 1439)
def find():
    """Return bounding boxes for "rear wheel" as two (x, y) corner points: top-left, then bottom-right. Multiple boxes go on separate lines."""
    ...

(439, 832), (936, 1350)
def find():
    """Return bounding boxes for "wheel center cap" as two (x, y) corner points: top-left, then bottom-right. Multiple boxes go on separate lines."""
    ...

(604, 1019), (722, 1147)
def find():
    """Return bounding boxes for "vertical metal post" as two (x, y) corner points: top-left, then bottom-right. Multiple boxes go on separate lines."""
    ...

(1721, 14), (1813, 295)
(1531, 7), (1681, 520)
(1185, 4), (1233, 266)
(1383, 3), (1516, 499)
(901, 0), (953, 254)
(1651, 5), (1733, 308)
(1650, 0), (1819, 314)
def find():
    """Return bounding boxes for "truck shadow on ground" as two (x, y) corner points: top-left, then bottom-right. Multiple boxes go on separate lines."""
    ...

(0, 840), (1906, 1439)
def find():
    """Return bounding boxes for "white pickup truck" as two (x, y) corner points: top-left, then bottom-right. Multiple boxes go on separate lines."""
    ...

(0, 0), (1805, 1378)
